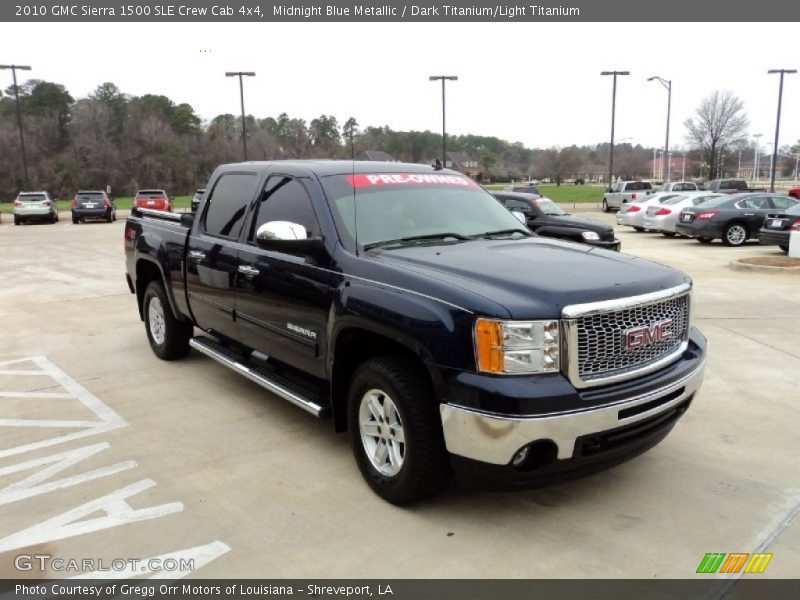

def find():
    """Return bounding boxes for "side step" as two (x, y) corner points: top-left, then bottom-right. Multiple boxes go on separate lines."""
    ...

(189, 336), (330, 418)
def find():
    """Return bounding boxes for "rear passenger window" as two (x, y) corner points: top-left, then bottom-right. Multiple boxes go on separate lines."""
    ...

(741, 196), (769, 209)
(249, 176), (320, 242)
(203, 173), (257, 239)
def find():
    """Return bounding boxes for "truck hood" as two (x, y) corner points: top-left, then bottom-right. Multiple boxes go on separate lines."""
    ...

(368, 237), (687, 319)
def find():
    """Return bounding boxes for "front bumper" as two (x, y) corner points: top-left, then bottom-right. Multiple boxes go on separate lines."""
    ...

(587, 238), (621, 251)
(439, 327), (706, 487)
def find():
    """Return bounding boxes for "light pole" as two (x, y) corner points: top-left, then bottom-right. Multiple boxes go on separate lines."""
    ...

(795, 153), (799, 182)
(429, 75), (458, 168)
(738, 150), (742, 178)
(767, 69), (796, 192)
(225, 71), (255, 160)
(652, 147), (658, 179)
(601, 70), (630, 186)
(0, 64), (32, 189)
(682, 152), (687, 180)
(753, 133), (762, 182)
(647, 75), (672, 182)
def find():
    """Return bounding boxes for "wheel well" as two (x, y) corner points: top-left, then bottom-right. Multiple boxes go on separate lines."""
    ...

(331, 328), (433, 433)
(135, 260), (163, 320)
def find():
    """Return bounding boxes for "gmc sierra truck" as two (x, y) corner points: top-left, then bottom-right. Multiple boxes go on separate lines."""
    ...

(125, 161), (707, 505)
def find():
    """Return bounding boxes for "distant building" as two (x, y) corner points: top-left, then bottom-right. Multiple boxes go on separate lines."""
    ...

(357, 150), (399, 162)
(435, 152), (482, 179)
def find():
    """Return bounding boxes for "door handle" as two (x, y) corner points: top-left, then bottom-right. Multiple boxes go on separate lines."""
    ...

(188, 250), (206, 261)
(238, 265), (260, 277)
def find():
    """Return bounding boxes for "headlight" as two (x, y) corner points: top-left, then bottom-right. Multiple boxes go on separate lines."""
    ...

(474, 319), (560, 374)
(581, 231), (600, 241)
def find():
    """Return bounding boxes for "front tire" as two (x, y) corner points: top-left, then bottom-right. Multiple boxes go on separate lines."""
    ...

(661, 232), (676, 237)
(779, 244), (789, 253)
(347, 356), (450, 505)
(143, 280), (192, 360)
(602, 199), (609, 213)
(698, 237), (713, 244)
(722, 223), (748, 247)
(633, 226), (645, 232)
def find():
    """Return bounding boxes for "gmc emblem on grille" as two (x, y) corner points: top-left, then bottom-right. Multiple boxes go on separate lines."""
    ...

(624, 319), (674, 350)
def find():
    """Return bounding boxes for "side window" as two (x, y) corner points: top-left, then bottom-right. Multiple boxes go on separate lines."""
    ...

(504, 198), (529, 211)
(742, 196), (769, 209)
(203, 173), (257, 239)
(770, 196), (795, 210)
(250, 176), (320, 242)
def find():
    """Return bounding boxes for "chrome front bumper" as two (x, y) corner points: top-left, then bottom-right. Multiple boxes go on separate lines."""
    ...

(440, 359), (705, 465)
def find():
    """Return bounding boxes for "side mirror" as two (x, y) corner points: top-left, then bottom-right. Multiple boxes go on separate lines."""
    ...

(511, 211), (527, 225)
(256, 221), (322, 256)
(606, 187), (613, 193)
(180, 212), (194, 228)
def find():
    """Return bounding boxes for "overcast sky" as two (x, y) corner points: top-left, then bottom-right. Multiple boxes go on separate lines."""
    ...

(4, 22), (799, 155)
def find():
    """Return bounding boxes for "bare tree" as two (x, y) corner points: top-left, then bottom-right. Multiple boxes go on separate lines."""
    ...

(684, 91), (749, 180)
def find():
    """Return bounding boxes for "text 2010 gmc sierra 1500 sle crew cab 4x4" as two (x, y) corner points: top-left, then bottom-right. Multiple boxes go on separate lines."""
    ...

(125, 161), (707, 505)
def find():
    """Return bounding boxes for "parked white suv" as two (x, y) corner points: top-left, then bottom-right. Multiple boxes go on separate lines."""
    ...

(602, 181), (654, 212)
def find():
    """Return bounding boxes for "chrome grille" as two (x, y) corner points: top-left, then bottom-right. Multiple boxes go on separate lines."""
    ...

(575, 293), (689, 381)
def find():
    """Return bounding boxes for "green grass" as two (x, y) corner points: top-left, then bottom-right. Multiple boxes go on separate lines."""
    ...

(0, 196), (192, 214)
(483, 183), (604, 204)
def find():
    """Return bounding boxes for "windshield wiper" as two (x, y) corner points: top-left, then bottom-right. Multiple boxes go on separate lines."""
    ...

(475, 228), (532, 239)
(363, 232), (473, 251)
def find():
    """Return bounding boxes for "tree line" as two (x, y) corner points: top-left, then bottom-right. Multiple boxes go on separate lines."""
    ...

(1, 80), (797, 198)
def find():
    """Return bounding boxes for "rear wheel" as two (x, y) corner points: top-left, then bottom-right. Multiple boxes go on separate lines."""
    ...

(698, 237), (713, 244)
(347, 356), (450, 505)
(779, 244), (789, 253)
(633, 226), (645, 232)
(106, 212), (113, 223)
(661, 232), (676, 237)
(722, 223), (748, 247)
(14, 215), (20, 226)
(143, 280), (193, 360)
(50, 212), (57, 224)
(602, 199), (609, 213)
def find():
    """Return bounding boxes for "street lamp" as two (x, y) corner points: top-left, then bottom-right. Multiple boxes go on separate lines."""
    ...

(429, 75), (458, 168)
(225, 71), (255, 160)
(0, 64), (32, 189)
(647, 75), (672, 182)
(753, 133), (762, 182)
(767, 69), (796, 192)
(601, 71), (629, 185)
(682, 152), (687, 180)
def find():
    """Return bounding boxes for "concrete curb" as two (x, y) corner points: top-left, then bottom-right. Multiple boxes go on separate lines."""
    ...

(729, 259), (800, 274)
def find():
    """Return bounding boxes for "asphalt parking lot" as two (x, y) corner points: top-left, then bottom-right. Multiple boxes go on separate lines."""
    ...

(0, 209), (797, 580)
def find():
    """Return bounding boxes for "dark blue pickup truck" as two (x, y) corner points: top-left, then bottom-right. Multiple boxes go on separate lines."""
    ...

(125, 161), (707, 504)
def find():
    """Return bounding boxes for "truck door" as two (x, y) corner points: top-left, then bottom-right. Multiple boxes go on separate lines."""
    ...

(185, 171), (258, 340)
(235, 175), (333, 379)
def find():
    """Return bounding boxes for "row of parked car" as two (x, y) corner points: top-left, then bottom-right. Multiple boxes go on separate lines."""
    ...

(10, 189), (174, 225)
(616, 189), (800, 251)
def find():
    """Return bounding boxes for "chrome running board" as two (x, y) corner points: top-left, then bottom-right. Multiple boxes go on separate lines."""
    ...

(189, 336), (329, 418)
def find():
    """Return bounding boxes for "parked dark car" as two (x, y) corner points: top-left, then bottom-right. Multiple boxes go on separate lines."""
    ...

(503, 183), (541, 195)
(705, 179), (765, 194)
(191, 188), (206, 213)
(492, 191), (620, 250)
(758, 202), (800, 253)
(71, 191), (116, 224)
(675, 193), (798, 246)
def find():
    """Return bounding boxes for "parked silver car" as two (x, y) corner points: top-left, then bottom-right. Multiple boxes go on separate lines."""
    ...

(643, 193), (723, 235)
(616, 193), (681, 231)
(13, 191), (59, 225)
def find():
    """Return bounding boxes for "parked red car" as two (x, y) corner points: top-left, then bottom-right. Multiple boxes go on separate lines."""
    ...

(133, 189), (172, 212)
(788, 186), (800, 200)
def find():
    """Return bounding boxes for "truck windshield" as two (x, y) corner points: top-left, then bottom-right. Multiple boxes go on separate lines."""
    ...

(321, 173), (528, 251)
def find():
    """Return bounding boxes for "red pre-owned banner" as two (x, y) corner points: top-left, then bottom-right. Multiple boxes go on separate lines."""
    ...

(345, 173), (480, 188)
